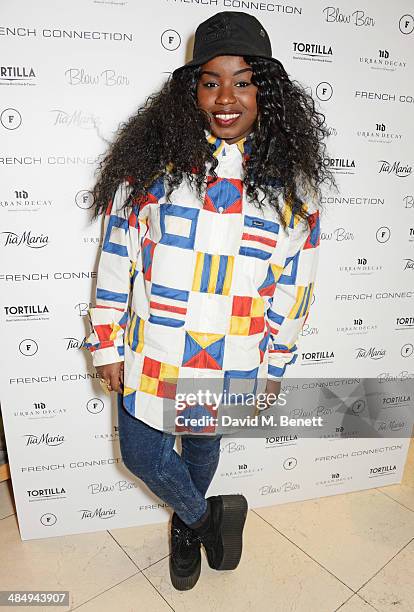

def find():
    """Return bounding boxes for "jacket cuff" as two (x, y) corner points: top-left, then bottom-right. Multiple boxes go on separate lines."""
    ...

(267, 353), (298, 379)
(89, 345), (125, 367)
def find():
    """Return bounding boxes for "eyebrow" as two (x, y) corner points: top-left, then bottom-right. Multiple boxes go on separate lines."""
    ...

(200, 68), (253, 77)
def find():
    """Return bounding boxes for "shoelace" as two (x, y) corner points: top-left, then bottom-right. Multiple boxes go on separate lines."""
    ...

(172, 525), (201, 549)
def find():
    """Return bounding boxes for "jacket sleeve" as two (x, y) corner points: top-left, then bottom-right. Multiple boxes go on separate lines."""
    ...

(84, 180), (141, 367)
(265, 196), (321, 380)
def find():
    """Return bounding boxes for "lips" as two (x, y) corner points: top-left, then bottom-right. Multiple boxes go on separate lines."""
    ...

(212, 111), (242, 128)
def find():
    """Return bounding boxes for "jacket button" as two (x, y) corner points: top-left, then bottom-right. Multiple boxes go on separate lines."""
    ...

(218, 206), (224, 213)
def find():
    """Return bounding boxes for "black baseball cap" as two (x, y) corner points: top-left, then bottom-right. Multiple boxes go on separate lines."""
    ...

(173, 11), (286, 76)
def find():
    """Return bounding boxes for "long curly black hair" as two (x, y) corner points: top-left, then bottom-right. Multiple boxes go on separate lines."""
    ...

(92, 56), (336, 230)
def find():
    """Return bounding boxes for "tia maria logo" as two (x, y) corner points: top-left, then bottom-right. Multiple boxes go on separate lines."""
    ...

(355, 346), (386, 359)
(23, 433), (65, 446)
(378, 160), (412, 177)
(79, 507), (116, 520)
(51, 108), (101, 130)
(1, 230), (48, 248)
(64, 336), (86, 350)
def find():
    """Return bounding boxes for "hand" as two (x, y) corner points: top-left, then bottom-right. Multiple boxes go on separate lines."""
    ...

(96, 362), (124, 393)
(255, 379), (282, 415)
(265, 378), (281, 403)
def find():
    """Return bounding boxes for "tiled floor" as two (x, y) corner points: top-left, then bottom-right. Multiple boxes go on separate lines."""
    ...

(1, 439), (413, 612)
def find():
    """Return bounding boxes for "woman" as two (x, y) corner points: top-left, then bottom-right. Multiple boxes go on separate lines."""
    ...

(84, 11), (334, 591)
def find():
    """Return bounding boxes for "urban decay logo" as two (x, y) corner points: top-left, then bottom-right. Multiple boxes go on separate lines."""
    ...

(337, 317), (377, 336)
(338, 257), (383, 276)
(357, 122), (403, 143)
(0, 189), (53, 212)
(359, 49), (407, 71)
(220, 463), (264, 479)
(13, 402), (67, 419)
(316, 472), (353, 487)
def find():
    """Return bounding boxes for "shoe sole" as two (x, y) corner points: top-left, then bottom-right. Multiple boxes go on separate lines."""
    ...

(169, 556), (201, 591)
(216, 494), (248, 571)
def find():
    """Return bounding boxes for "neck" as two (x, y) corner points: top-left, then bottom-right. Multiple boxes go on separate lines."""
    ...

(223, 131), (251, 145)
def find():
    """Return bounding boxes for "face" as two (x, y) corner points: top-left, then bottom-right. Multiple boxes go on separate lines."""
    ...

(196, 55), (258, 144)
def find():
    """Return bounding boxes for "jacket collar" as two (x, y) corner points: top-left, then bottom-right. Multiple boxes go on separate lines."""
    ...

(205, 130), (254, 161)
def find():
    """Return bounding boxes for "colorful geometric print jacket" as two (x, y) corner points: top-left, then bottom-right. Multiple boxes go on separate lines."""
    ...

(84, 131), (321, 431)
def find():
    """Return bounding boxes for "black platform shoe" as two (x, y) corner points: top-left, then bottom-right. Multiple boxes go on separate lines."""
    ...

(169, 512), (201, 590)
(192, 494), (248, 571)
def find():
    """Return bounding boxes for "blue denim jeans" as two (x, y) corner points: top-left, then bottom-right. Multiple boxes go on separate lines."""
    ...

(117, 395), (223, 526)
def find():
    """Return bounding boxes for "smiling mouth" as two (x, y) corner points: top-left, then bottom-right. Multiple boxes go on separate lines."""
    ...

(212, 112), (242, 127)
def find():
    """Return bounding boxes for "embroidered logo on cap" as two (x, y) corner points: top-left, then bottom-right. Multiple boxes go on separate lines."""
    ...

(204, 17), (232, 43)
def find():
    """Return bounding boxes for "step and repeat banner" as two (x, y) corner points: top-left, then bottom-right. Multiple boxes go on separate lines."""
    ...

(1, 0), (413, 540)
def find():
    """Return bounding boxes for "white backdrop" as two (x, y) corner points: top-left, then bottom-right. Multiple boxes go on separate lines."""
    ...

(1, 0), (413, 540)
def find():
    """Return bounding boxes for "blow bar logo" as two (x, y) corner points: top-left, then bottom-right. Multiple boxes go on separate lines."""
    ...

(323, 7), (375, 27)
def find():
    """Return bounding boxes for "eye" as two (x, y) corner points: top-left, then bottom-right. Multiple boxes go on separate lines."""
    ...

(202, 81), (219, 88)
(235, 81), (251, 88)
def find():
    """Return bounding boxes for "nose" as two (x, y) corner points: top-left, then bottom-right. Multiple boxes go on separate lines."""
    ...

(215, 84), (237, 105)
